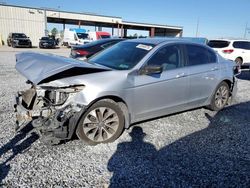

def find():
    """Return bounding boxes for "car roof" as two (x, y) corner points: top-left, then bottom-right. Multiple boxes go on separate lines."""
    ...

(128, 37), (208, 45)
(72, 38), (125, 49)
(209, 39), (250, 42)
(100, 38), (125, 42)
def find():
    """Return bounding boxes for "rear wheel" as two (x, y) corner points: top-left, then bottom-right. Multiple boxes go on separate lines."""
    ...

(209, 82), (230, 111)
(76, 100), (124, 145)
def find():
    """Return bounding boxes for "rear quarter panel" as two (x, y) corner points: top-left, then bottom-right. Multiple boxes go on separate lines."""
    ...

(205, 55), (235, 105)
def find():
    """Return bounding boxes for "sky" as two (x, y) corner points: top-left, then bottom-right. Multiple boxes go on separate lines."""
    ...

(3, 0), (250, 39)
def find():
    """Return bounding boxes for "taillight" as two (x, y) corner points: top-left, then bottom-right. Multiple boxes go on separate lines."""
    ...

(222, 49), (234, 54)
(72, 49), (89, 56)
(77, 50), (89, 56)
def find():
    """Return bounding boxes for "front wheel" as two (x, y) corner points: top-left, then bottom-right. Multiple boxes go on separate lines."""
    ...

(76, 100), (124, 145)
(209, 82), (230, 111)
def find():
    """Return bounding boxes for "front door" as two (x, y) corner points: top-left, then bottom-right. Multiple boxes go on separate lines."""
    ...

(131, 44), (190, 122)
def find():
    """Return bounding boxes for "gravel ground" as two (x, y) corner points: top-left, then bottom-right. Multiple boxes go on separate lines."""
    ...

(0, 46), (249, 187)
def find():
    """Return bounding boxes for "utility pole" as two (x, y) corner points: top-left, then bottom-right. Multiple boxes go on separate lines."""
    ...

(244, 22), (250, 39)
(196, 18), (200, 37)
(44, 9), (47, 36)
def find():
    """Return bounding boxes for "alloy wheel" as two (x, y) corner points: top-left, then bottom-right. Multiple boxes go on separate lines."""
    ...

(215, 85), (229, 109)
(82, 107), (120, 142)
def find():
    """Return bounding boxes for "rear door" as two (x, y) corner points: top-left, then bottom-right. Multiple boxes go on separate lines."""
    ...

(184, 44), (220, 106)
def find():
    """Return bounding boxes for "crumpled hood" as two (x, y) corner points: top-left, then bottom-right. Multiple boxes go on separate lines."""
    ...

(15, 52), (110, 85)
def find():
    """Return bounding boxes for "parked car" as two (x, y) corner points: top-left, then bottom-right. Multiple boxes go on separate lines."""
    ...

(88, 31), (111, 41)
(39, 37), (56, 49)
(7, 32), (32, 48)
(70, 38), (125, 60)
(63, 28), (90, 47)
(14, 38), (238, 145)
(208, 39), (250, 65)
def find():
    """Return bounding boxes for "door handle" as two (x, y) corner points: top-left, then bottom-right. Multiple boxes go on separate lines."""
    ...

(176, 73), (186, 78)
(211, 67), (218, 71)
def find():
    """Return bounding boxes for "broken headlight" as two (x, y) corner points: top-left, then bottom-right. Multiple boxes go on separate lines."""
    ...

(41, 85), (85, 106)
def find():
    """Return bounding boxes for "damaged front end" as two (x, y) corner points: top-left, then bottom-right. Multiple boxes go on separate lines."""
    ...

(14, 52), (111, 145)
(14, 84), (85, 145)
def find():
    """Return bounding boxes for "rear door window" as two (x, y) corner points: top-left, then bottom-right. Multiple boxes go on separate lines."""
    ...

(233, 41), (250, 50)
(207, 40), (230, 48)
(185, 44), (216, 66)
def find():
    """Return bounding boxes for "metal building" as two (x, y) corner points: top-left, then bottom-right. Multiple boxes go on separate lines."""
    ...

(0, 5), (45, 46)
(0, 4), (183, 46)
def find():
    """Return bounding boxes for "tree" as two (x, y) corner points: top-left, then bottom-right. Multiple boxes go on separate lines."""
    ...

(133, 33), (138, 38)
(59, 30), (64, 39)
(51, 28), (58, 36)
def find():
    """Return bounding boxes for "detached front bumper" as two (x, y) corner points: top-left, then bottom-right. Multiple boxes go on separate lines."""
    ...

(14, 91), (84, 145)
(14, 93), (42, 130)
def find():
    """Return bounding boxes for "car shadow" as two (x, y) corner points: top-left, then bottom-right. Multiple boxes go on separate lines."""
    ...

(108, 101), (250, 187)
(0, 123), (39, 185)
(108, 126), (158, 187)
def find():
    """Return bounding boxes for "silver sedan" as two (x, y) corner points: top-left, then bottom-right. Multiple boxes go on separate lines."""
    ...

(15, 38), (238, 145)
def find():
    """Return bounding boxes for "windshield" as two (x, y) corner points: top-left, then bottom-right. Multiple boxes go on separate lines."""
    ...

(89, 41), (155, 70)
(13, 33), (27, 38)
(77, 33), (88, 39)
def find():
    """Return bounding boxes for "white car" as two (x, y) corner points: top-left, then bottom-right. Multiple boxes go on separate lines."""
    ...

(208, 39), (250, 65)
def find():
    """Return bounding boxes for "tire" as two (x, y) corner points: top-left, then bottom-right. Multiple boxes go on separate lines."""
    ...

(209, 81), (230, 111)
(76, 99), (125, 145)
(235, 57), (243, 66)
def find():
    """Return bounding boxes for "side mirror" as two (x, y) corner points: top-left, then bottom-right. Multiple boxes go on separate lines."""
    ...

(140, 65), (163, 75)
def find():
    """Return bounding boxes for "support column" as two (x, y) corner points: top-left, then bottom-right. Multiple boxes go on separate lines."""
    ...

(121, 25), (124, 38)
(78, 20), (81, 28)
(98, 26), (102, 31)
(150, 27), (155, 37)
(124, 28), (127, 38)
(112, 25), (114, 36)
(179, 30), (183, 37)
(63, 20), (65, 30)
(117, 23), (120, 37)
